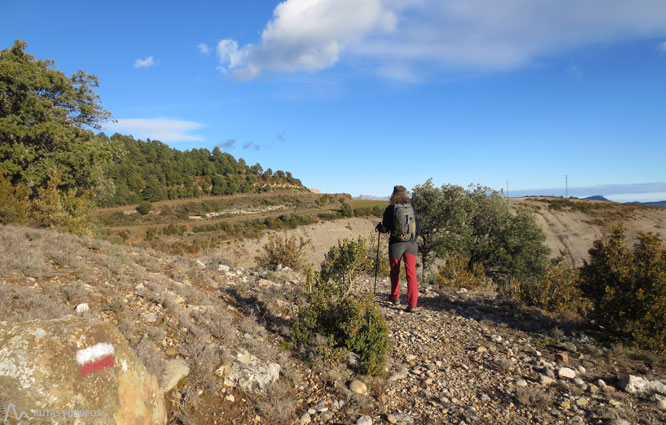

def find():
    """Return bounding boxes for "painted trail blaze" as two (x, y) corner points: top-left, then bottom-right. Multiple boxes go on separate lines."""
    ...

(76, 343), (115, 377)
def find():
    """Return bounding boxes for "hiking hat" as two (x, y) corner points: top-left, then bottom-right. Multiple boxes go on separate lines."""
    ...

(392, 185), (407, 198)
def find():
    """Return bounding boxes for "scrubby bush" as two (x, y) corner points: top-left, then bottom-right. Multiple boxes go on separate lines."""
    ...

(580, 226), (666, 352)
(256, 234), (310, 271)
(30, 170), (95, 236)
(1, 169), (94, 236)
(0, 173), (31, 224)
(293, 290), (389, 376)
(436, 254), (488, 289)
(162, 223), (186, 236)
(319, 236), (372, 296)
(340, 201), (353, 217)
(136, 201), (152, 215)
(293, 239), (390, 375)
(523, 251), (587, 313)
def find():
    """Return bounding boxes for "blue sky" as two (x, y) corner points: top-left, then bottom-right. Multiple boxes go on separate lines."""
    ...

(2, 0), (666, 201)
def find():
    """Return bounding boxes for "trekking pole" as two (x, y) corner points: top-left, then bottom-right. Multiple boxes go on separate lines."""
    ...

(374, 225), (381, 295)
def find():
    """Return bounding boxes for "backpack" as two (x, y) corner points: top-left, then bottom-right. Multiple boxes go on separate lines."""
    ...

(391, 203), (416, 241)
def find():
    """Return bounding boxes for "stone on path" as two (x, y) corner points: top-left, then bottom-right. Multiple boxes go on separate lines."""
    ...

(75, 303), (90, 315)
(350, 379), (368, 395)
(607, 419), (630, 425)
(356, 415), (372, 425)
(540, 375), (555, 385)
(649, 380), (666, 396)
(654, 394), (666, 410)
(558, 367), (576, 379)
(161, 358), (190, 393)
(619, 374), (650, 395)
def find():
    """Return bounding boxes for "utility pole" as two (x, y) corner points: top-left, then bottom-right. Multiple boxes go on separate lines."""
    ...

(565, 174), (568, 198)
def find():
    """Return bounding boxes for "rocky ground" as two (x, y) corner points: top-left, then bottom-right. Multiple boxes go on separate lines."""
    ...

(2, 224), (666, 425)
(280, 277), (666, 425)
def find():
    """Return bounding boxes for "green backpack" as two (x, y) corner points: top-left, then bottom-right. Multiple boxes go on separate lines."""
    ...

(391, 203), (416, 241)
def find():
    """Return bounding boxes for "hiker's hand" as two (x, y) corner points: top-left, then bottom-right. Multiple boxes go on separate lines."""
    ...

(416, 236), (424, 245)
(375, 223), (383, 232)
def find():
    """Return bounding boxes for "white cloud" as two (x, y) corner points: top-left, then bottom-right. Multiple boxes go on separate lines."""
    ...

(197, 43), (211, 55)
(658, 41), (666, 52)
(105, 118), (204, 142)
(217, 0), (398, 79)
(217, 0), (666, 80)
(134, 56), (158, 68)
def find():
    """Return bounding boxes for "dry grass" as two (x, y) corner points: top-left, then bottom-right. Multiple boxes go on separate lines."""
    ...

(0, 224), (305, 425)
(0, 284), (69, 321)
(254, 380), (297, 423)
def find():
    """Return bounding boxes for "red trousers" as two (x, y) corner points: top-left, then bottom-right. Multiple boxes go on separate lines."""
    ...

(390, 253), (418, 307)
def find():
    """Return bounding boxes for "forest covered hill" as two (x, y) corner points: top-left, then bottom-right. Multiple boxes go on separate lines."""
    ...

(99, 133), (305, 207)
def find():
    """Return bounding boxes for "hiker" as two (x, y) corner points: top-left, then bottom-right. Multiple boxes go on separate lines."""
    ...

(375, 185), (420, 312)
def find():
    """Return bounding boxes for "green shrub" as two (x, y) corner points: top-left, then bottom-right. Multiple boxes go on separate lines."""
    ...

(320, 237), (372, 296)
(136, 201), (152, 215)
(293, 291), (389, 375)
(292, 239), (390, 375)
(256, 234), (310, 271)
(30, 169), (95, 236)
(340, 201), (353, 217)
(580, 226), (666, 352)
(0, 172), (31, 224)
(162, 223), (186, 236)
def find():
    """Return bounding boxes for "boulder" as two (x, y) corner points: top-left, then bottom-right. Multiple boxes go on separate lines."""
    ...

(619, 374), (650, 395)
(649, 380), (666, 396)
(161, 358), (189, 393)
(654, 394), (666, 410)
(0, 316), (165, 425)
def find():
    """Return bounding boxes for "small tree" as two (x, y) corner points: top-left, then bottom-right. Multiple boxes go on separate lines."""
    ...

(136, 201), (152, 215)
(411, 179), (549, 288)
(580, 226), (666, 352)
(293, 238), (389, 375)
(0, 41), (117, 194)
(0, 172), (31, 224)
(256, 233), (310, 271)
(319, 237), (372, 295)
(340, 201), (353, 217)
(30, 169), (95, 236)
(525, 251), (585, 313)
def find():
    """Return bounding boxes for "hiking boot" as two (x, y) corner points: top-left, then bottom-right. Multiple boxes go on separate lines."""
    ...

(389, 296), (399, 305)
(406, 305), (417, 313)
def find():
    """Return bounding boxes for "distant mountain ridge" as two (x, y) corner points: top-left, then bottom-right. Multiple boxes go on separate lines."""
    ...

(584, 195), (611, 202)
(358, 194), (389, 201)
(363, 193), (666, 207)
(583, 195), (666, 207)
(633, 200), (666, 207)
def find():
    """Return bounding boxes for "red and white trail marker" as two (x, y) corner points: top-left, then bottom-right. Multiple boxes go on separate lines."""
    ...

(76, 343), (115, 377)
